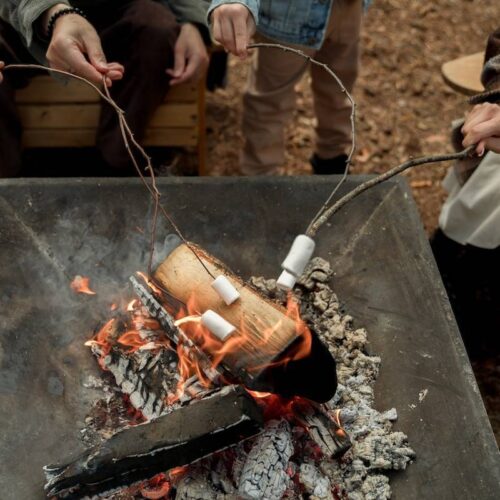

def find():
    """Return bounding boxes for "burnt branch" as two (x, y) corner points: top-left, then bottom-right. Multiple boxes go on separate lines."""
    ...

(44, 386), (263, 499)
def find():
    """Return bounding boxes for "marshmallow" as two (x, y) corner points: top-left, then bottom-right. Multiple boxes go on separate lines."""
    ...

(281, 235), (316, 277)
(201, 310), (236, 341)
(211, 275), (240, 305)
(277, 269), (297, 291)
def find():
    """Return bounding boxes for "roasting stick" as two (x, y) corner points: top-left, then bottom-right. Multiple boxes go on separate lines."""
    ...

(3, 63), (215, 281)
(247, 44), (477, 288)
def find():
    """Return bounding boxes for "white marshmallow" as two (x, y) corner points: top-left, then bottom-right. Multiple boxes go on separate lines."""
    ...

(211, 275), (240, 305)
(201, 310), (236, 341)
(277, 269), (297, 291)
(281, 234), (316, 277)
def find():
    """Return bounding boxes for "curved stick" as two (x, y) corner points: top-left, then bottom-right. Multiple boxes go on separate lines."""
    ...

(306, 146), (475, 237)
(4, 63), (215, 280)
(247, 43), (356, 230)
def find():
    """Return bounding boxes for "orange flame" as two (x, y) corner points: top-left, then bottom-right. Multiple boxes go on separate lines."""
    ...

(70, 275), (96, 295)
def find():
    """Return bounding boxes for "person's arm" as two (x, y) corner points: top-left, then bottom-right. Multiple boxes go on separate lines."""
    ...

(40, 3), (124, 86)
(0, 61), (4, 83)
(208, 1), (258, 59)
(462, 103), (500, 155)
(0, 2), (124, 86)
(0, 0), (69, 48)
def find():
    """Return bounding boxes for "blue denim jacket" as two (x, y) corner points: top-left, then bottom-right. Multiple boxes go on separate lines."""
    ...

(208, 0), (371, 49)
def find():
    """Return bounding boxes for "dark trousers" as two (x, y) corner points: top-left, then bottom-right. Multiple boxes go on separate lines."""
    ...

(0, 0), (179, 177)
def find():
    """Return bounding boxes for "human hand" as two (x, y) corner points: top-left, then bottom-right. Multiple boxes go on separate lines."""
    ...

(166, 23), (209, 86)
(211, 4), (256, 59)
(43, 4), (124, 86)
(462, 102), (500, 155)
(0, 61), (4, 83)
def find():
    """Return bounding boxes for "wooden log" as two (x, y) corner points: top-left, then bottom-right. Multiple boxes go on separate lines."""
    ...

(293, 402), (351, 458)
(154, 244), (304, 381)
(44, 386), (264, 499)
(154, 243), (338, 403)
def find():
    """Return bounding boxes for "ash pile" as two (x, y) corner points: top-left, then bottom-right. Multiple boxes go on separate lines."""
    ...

(46, 258), (415, 500)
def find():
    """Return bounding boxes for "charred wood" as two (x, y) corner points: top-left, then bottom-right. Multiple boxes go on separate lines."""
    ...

(44, 386), (264, 499)
(130, 275), (221, 384)
(293, 402), (351, 459)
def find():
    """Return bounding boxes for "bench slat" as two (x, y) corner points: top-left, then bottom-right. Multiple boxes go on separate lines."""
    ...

(22, 128), (198, 148)
(15, 76), (198, 103)
(18, 103), (197, 129)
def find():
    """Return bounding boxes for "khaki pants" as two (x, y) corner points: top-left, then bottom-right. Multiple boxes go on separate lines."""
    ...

(241, 0), (362, 175)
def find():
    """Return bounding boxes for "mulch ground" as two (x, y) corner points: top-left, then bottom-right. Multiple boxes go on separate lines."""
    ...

(205, 0), (500, 443)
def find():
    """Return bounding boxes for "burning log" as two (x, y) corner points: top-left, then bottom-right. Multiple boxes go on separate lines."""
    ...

(44, 386), (264, 499)
(154, 242), (338, 402)
(238, 419), (294, 500)
(293, 402), (351, 459)
(98, 346), (177, 419)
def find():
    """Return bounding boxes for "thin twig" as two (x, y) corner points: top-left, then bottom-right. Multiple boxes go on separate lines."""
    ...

(247, 42), (356, 233)
(5, 63), (215, 280)
(306, 146), (475, 237)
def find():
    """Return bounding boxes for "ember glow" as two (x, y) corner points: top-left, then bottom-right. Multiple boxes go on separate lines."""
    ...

(70, 275), (96, 295)
(85, 272), (314, 410)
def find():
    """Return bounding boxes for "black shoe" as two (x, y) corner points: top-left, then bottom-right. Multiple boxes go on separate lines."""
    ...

(310, 153), (349, 175)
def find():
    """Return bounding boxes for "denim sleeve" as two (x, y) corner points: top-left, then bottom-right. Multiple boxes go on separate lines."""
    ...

(207, 0), (260, 26)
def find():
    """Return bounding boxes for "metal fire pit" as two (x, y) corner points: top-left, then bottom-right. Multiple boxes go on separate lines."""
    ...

(0, 176), (498, 499)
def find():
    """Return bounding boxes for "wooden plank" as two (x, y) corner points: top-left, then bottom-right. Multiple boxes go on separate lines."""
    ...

(442, 52), (485, 96)
(15, 76), (198, 103)
(18, 103), (197, 129)
(22, 127), (198, 148)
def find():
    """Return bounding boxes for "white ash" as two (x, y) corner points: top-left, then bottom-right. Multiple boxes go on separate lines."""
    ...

(299, 463), (333, 499)
(89, 257), (414, 499)
(249, 257), (415, 499)
(238, 419), (294, 500)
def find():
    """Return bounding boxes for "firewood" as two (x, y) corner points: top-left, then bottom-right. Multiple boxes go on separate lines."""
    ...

(238, 419), (294, 500)
(293, 403), (351, 458)
(44, 386), (264, 499)
(154, 243), (338, 402)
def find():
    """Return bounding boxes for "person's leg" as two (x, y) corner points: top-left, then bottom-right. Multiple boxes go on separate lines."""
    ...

(0, 20), (34, 177)
(90, 0), (179, 170)
(241, 40), (311, 175)
(310, 0), (362, 173)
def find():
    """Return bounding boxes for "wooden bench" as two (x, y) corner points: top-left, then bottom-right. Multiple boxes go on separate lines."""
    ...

(441, 52), (485, 96)
(15, 76), (207, 175)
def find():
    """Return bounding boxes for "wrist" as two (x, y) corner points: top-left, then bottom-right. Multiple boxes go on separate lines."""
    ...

(41, 3), (69, 36)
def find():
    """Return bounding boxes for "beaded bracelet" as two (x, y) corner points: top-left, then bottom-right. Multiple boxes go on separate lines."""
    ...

(47, 7), (87, 39)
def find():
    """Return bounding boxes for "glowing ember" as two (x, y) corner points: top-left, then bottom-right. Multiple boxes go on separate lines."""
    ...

(140, 473), (171, 499)
(70, 275), (96, 295)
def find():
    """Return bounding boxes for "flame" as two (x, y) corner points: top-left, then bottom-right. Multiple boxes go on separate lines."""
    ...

(84, 318), (115, 368)
(137, 271), (163, 296)
(70, 275), (96, 295)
